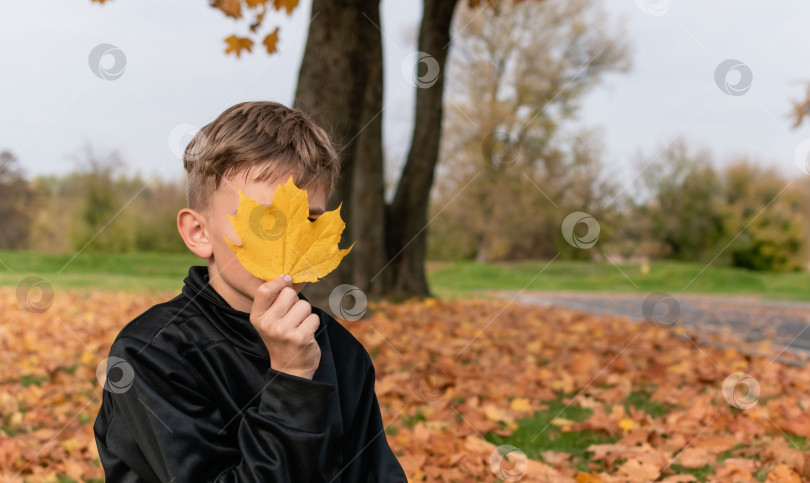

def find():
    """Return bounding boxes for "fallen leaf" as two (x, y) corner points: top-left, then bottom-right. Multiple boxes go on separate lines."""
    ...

(509, 397), (533, 413)
(616, 458), (660, 482)
(715, 458), (755, 481)
(484, 404), (514, 424)
(767, 463), (801, 483)
(659, 476), (697, 483)
(551, 417), (577, 427)
(676, 447), (714, 469)
(619, 418), (635, 434)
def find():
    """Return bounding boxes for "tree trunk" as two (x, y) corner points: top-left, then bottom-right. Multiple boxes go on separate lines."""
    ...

(386, 0), (459, 299)
(295, 0), (460, 310)
(294, 0), (389, 315)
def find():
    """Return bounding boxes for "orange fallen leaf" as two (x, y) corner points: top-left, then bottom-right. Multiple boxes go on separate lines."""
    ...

(484, 404), (515, 424)
(676, 447), (714, 469)
(616, 458), (660, 482)
(767, 463), (801, 483)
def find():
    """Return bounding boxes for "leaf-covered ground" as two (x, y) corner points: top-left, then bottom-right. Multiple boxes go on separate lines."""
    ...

(1, 289), (808, 482)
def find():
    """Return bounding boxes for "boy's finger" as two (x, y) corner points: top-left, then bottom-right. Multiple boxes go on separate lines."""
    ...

(265, 287), (300, 320)
(296, 313), (320, 338)
(251, 274), (292, 319)
(275, 299), (312, 332)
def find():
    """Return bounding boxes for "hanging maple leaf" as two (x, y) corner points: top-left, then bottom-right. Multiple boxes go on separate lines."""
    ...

(225, 175), (354, 282)
(263, 27), (280, 54)
(216, 0), (243, 19)
(224, 34), (254, 58)
(274, 0), (299, 15)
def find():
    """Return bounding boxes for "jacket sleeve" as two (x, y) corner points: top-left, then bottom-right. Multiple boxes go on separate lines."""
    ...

(93, 336), (334, 483)
(341, 357), (408, 483)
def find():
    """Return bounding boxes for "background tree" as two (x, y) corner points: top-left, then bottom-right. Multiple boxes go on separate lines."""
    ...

(293, 0), (392, 308)
(429, 0), (630, 263)
(291, 0), (461, 306)
(626, 140), (810, 272)
(721, 160), (809, 272)
(26, 143), (187, 254)
(66, 144), (133, 252)
(0, 151), (37, 250)
(633, 140), (725, 261)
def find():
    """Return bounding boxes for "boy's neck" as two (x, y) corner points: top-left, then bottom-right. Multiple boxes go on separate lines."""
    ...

(206, 263), (253, 313)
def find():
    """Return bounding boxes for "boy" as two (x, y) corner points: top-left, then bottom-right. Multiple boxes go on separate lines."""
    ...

(93, 101), (407, 482)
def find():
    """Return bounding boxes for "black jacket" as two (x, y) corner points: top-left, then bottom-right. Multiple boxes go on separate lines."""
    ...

(93, 266), (407, 482)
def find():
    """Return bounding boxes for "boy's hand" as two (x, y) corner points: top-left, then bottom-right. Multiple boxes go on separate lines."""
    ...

(250, 274), (321, 380)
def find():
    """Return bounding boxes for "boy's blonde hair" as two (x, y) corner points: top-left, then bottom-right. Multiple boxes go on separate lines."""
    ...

(183, 101), (341, 213)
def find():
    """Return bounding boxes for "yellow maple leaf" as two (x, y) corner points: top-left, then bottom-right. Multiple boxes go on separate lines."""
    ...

(225, 175), (354, 283)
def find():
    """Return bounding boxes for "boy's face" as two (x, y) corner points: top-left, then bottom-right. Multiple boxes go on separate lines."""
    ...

(188, 170), (328, 312)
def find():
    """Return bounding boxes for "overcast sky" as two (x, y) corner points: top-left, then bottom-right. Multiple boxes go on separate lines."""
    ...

(3, 0), (810, 190)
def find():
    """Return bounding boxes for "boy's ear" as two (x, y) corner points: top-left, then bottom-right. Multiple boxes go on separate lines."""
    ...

(177, 208), (213, 259)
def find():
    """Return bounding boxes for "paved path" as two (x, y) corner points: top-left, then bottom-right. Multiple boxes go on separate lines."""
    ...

(483, 290), (810, 364)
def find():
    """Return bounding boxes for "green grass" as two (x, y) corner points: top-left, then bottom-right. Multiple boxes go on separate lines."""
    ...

(19, 375), (47, 387)
(0, 250), (201, 292)
(624, 390), (677, 418)
(668, 464), (713, 481)
(784, 433), (810, 452)
(1, 251), (810, 301)
(485, 394), (618, 472)
(428, 259), (810, 302)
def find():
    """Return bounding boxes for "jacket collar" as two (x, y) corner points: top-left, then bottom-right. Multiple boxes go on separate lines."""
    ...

(180, 265), (329, 358)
